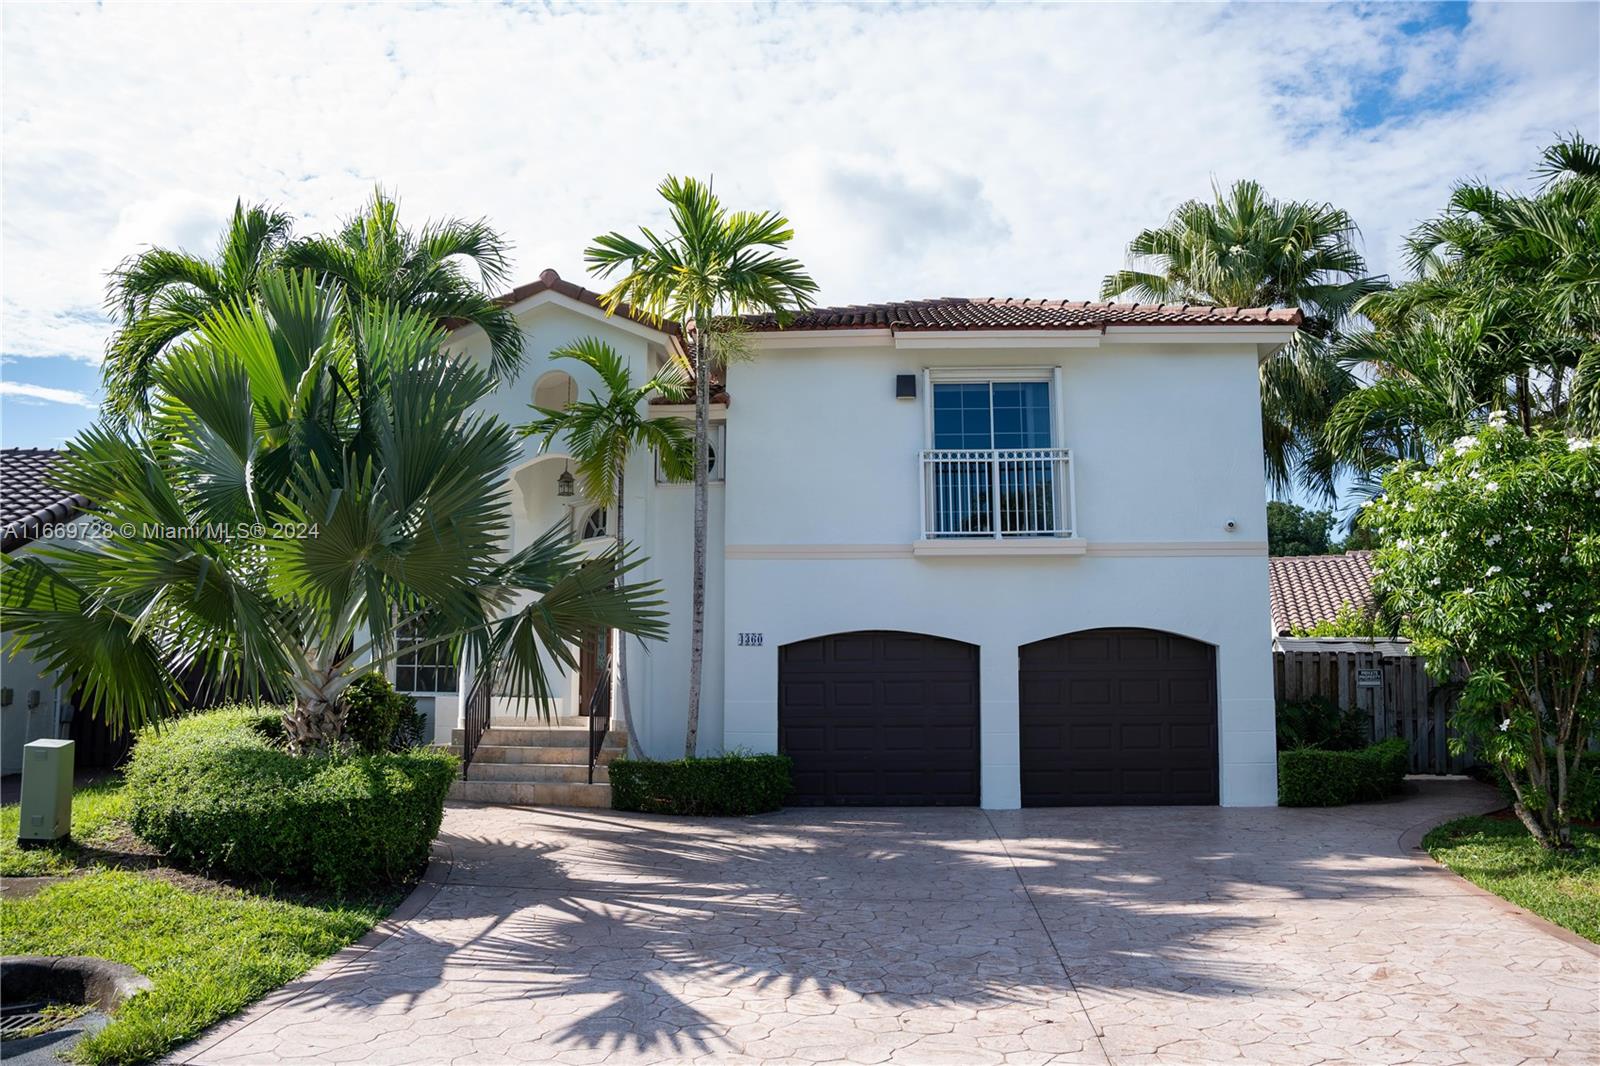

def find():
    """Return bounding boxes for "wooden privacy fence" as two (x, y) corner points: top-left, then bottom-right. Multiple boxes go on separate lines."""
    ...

(1273, 641), (1473, 775)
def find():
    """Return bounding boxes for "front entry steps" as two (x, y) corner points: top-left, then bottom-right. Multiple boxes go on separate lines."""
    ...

(447, 722), (625, 809)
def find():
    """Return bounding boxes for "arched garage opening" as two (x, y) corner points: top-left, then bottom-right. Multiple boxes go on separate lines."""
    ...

(779, 631), (979, 806)
(1019, 628), (1217, 806)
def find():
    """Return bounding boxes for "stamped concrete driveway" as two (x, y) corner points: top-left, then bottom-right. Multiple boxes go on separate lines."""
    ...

(181, 781), (1598, 1065)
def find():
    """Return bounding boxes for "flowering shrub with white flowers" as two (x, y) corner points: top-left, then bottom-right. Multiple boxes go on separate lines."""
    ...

(1364, 417), (1600, 848)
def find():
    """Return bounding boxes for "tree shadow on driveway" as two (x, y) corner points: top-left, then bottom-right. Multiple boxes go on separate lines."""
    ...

(182, 780), (1599, 1065)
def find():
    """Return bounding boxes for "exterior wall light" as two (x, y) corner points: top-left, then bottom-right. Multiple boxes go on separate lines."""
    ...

(557, 469), (576, 498)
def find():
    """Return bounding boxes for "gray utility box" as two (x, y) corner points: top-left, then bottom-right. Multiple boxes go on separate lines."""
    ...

(18, 738), (74, 844)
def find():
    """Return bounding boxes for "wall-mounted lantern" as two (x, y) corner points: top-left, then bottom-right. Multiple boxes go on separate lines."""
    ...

(557, 468), (576, 498)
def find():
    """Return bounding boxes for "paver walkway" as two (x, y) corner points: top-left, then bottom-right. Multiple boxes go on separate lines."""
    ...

(180, 780), (1598, 1065)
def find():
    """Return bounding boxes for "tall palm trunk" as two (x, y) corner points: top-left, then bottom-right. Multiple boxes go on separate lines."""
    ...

(613, 466), (642, 759)
(684, 316), (709, 757)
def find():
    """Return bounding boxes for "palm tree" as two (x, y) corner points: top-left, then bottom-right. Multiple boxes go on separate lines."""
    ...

(587, 176), (818, 757)
(521, 337), (693, 757)
(281, 187), (525, 382)
(1328, 134), (1600, 473)
(1101, 179), (1387, 495)
(2, 272), (667, 752)
(102, 200), (292, 421)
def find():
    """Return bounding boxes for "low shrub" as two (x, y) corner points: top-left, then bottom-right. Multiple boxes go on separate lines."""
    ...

(610, 753), (792, 815)
(342, 672), (425, 754)
(1279, 738), (1410, 807)
(125, 706), (457, 893)
(1276, 696), (1369, 752)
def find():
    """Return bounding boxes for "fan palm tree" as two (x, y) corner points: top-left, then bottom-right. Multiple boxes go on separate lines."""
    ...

(281, 187), (525, 383)
(2, 272), (667, 752)
(521, 337), (693, 757)
(102, 200), (292, 421)
(1101, 179), (1387, 495)
(586, 176), (818, 757)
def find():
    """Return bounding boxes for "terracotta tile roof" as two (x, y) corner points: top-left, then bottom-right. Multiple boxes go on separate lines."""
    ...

(470, 269), (682, 338)
(740, 297), (1303, 332)
(2, 448), (90, 553)
(1269, 551), (1376, 636)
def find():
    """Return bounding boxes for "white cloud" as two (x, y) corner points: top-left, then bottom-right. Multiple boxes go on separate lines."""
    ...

(0, 380), (98, 408)
(1, 0), (1595, 377)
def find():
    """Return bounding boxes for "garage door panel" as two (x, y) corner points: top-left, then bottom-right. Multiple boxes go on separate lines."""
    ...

(780, 631), (980, 806)
(1020, 628), (1217, 807)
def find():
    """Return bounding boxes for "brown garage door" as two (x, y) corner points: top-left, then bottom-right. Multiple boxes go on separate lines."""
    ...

(779, 631), (980, 806)
(1020, 628), (1217, 806)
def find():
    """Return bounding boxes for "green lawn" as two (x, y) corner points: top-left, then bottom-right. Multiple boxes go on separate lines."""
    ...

(1, 777), (131, 876)
(1423, 816), (1600, 944)
(0, 779), (399, 1065)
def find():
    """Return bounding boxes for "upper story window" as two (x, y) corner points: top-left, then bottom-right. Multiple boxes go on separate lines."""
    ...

(922, 371), (1073, 540)
(932, 381), (1052, 450)
(656, 423), (725, 483)
(533, 370), (575, 412)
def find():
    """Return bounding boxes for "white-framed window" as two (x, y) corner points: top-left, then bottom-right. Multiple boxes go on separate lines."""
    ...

(656, 423), (725, 484)
(921, 367), (1071, 539)
(394, 621), (457, 694)
(580, 507), (609, 540)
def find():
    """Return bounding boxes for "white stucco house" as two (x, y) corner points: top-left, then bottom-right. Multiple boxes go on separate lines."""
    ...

(440, 269), (1302, 810)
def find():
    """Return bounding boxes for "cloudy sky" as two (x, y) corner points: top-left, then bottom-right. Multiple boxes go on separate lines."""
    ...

(2, 1), (1597, 455)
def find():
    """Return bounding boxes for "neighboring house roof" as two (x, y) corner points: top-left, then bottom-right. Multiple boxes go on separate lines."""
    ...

(1268, 550), (1376, 636)
(476, 268), (682, 338)
(2, 448), (89, 553)
(740, 297), (1304, 333)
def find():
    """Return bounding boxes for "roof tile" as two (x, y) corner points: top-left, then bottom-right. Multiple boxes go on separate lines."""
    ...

(1268, 551), (1377, 636)
(739, 296), (1303, 332)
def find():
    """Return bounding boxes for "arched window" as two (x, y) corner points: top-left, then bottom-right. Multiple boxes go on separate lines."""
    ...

(581, 507), (609, 539)
(533, 370), (576, 412)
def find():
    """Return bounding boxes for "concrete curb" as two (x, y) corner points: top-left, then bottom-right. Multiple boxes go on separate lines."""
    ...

(1396, 789), (1600, 959)
(167, 841), (456, 1064)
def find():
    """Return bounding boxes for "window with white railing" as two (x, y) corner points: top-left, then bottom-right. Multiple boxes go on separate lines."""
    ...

(921, 375), (1074, 539)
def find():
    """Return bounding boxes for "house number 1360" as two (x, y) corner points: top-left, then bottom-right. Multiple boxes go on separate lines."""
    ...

(738, 632), (764, 647)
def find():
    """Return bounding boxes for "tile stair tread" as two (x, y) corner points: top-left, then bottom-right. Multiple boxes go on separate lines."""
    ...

(447, 780), (612, 809)
(462, 762), (610, 783)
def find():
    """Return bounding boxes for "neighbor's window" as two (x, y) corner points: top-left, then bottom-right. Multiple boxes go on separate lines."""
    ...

(581, 507), (609, 539)
(395, 622), (457, 694)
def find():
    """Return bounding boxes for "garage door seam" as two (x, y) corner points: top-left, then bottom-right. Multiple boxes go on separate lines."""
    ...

(982, 809), (1112, 1065)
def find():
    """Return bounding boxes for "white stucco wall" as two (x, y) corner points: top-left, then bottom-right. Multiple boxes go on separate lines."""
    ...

(718, 336), (1278, 807)
(450, 295), (1282, 807)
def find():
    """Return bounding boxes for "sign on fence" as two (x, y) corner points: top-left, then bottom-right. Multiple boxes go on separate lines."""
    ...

(1273, 640), (1471, 775)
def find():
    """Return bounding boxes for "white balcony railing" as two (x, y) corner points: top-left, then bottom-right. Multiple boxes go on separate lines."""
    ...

(920, 448), (1075, 539)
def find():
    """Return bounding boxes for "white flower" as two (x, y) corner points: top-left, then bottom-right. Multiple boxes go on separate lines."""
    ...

(1537, 601), (1553, 613)
(1488, 410), (1508, 428)
(1484, 481), (1498, 492)
(1486, 566), (1502, 576)
(1462, 586), (1475, 595)
(1396, 538), (1411, 550)
(1428, 577), (1442, 587)
(1524, 524), (1533, 532)
(1405, 502), (1417, 512)
(1469, 469), (1483, 480)
(1453, 434), (1478, 455)
(1485, 534), (1501, 546)
(1499, 719), (1511, 732)
(1569, 437), (1594, 452)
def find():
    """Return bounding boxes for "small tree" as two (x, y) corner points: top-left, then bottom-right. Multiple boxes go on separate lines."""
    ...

(1267, 500), (1335, 556)
(1365, 416), (1599, 847)
(522, 337), (693, 757)
(587, 176), (817, 757)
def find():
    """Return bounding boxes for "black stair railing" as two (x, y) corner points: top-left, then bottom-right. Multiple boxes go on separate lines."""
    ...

(587, 652), (613, 784)
(460, 667), (492, 780)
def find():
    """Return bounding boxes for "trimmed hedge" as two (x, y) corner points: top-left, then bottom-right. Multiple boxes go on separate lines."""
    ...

(1278, 738), (1410, 807)
(125, 707), (457, 894)
(609, 753), (792, 815)
(343, 672), (425, 754)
